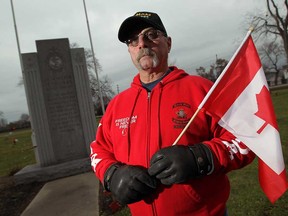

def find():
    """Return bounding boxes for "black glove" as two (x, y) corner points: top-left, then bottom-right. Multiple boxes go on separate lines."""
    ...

(104, 163), (157, 204)
(148, 143), (214, 185)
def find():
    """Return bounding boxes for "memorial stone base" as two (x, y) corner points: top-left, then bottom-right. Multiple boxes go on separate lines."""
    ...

(14, 158), (91, 184)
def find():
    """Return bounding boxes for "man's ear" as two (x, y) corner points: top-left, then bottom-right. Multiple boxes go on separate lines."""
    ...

(167, 37), (172, 53)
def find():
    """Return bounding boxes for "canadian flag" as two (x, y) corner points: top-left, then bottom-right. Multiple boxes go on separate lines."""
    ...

(200, 31), (288, 203)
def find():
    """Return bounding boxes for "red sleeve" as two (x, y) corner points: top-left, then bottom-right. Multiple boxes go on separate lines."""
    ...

(90, 106), (118, 183)
(203, 117), (256, 174)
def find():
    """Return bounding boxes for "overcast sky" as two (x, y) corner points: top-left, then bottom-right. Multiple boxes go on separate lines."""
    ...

(0, 0), (267, 122)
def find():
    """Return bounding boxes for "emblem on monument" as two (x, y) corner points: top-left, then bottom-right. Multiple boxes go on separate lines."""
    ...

(47, 48), (64, 71)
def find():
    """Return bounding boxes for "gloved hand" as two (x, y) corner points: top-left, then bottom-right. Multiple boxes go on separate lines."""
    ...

(148, 143), (214, 185)
(104, 164), (157, 204)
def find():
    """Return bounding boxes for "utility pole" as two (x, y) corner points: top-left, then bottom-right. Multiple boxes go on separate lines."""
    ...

(83, 0), (105, 114)
(10, 0), (24, 74)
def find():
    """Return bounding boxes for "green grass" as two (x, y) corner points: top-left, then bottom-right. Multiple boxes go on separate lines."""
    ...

(0, 128), (36, 176)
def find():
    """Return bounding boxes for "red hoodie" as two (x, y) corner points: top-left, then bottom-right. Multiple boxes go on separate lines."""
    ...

(90, 67), (255, 216)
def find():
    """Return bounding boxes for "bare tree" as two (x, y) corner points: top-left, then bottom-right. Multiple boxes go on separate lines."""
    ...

(250, 0), (288, 63)
(214, 58), (228, 78)
(196, 66), (216, 82)
(19, 113), (29, 121)
(90, 75), (115, 115)
(0, 111), (8, 128)
(259, 40), (285, 85)
(196, 57), (228, 82)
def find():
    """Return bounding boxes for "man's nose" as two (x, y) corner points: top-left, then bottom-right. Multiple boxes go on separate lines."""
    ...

(137, 35), (147, 48)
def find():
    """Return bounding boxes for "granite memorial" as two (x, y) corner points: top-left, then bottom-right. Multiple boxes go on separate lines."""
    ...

(15, 38), (97, 183)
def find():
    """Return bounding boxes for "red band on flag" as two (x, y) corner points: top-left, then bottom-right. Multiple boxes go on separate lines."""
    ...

(259, 159), (288, 203)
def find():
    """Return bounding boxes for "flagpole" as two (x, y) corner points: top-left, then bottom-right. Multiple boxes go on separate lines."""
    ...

(172, 28), (253, 146)
(172, 108), (201, 145)
(10, 0), (24, 74)
(83, 0), (105, 114)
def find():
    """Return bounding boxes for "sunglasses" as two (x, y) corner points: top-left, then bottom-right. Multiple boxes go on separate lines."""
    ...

(126, 29), (166, 47)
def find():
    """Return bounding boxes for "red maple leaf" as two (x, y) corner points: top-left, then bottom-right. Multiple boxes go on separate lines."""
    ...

(254, 86), (278, 134)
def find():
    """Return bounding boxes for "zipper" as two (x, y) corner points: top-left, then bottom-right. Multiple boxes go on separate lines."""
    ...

(146, 91), (151, 167)
(147, 91), (158, 216)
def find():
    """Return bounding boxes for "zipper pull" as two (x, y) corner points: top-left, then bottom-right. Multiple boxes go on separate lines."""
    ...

(147, 91), (151, 99)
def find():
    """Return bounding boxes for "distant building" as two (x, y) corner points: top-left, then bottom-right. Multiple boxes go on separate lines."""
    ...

(265, 64), (288, 86)
(282, 65), (288, 83)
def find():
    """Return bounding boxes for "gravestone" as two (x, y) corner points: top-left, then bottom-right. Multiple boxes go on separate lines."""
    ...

(15, 38), (97, 183)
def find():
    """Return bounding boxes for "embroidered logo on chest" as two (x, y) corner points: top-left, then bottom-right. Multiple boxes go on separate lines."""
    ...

(172, 102), (192, 128)
(115, 116), (138, 136)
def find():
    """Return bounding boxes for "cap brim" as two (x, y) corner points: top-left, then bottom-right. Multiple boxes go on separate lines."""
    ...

(118, 16), (165, 43)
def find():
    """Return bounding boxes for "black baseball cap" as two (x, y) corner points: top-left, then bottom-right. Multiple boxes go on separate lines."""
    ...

(118, 11), (167, 43)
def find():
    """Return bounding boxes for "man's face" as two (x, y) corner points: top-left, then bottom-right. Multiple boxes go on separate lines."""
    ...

(127, 27), (171, 72)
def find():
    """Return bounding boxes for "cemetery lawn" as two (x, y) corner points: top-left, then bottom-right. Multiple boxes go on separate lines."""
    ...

(0, 128), (44, 216)
(0, 88), (287, 216)
(0, 128), (36, 177)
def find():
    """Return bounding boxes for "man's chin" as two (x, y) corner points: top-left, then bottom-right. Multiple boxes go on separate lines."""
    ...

(139, 65), (153, 71)
(138, 61), (152, 70)
(138, 60), (159, 71)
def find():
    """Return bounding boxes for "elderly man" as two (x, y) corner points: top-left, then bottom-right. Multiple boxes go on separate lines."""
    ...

(90, 11), (255, 216)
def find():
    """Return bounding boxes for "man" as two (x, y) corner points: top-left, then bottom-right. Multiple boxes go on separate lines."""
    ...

(90, 11), (255, 216)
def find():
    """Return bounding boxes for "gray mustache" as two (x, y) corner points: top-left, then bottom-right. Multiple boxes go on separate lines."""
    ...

(136, 48), (155, 62)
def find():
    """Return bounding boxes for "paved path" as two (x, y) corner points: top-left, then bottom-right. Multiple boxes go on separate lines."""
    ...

(21, 172), (99, 216)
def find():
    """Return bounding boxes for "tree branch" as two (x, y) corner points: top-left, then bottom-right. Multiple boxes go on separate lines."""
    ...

(285, 0), (288, 24)
(267, 0), (285, 35)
